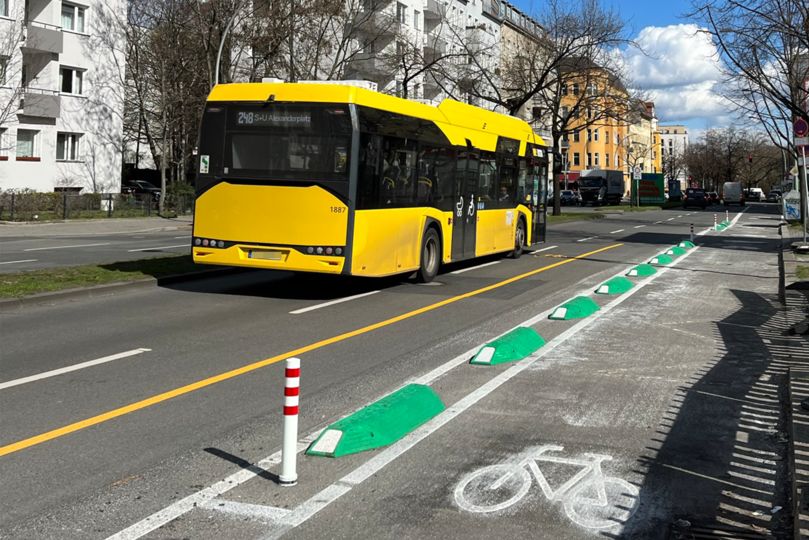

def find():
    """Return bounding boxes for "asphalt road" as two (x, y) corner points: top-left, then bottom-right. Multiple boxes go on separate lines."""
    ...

(0, 217), (193, 273)
(0, 203), (788, 539)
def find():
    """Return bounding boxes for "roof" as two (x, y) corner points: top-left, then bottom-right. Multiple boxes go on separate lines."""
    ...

(207, 82), (547, 152)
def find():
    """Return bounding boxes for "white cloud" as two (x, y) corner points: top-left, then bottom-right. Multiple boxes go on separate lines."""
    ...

(623, 24), (735, 127)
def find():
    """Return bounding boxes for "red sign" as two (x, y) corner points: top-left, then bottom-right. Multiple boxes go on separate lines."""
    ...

(796, 117), (809, 138)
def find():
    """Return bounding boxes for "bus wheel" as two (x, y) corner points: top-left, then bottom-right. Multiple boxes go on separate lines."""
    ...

(509, 219), (526, 259)
(417, 228), (440, 283)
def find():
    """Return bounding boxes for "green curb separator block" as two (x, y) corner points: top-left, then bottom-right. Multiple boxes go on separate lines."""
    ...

(470, 327), (545, 366)
(626, 264), (657, 277)
(666, 246), (687, 257)
(306, 384), (445, 458)
(678, 240), (696, 249)
(595, 276), (634, 295)
(549, 295), (600, 320)
(650, 254), (673, 266)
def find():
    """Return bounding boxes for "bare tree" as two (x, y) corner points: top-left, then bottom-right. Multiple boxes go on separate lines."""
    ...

(0, 1), (26, 149)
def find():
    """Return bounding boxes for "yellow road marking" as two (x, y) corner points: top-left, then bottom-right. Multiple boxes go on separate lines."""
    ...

(0, 243), (622, 458)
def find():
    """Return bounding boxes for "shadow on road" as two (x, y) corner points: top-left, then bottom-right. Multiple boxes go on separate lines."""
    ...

(607, 288), (797, 539)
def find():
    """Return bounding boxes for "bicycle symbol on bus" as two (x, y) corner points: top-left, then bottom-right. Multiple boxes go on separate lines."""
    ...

(454, 445), (639, 530)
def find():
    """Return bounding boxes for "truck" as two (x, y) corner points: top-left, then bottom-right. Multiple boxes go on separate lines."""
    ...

(722, 181), (745, 207)
(578, 169), (625, 206)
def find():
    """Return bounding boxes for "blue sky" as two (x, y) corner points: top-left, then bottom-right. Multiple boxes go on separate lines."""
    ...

(510, 0), (733, 137)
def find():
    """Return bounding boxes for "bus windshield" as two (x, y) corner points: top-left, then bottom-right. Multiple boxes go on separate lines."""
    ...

(223, 104), (352, 181)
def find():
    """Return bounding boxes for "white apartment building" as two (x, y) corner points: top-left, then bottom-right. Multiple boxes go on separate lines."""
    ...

(659, 124), (689, 189)
(0, 0), (126, 193)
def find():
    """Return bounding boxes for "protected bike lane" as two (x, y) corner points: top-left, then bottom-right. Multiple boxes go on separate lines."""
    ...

(110, 209), (795, 539)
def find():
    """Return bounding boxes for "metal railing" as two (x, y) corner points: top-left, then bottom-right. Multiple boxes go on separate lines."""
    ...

(0, 192), (194, 221)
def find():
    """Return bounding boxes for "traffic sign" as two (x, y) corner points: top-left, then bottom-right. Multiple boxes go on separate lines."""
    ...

(796, 136), (809, 149)
(795, 117), (809, 138)
(632, 166), (641, 180)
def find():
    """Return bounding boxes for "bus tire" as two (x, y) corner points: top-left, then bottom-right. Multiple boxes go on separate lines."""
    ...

(509, 218), (526, 259)
(417, 228), (441, 283)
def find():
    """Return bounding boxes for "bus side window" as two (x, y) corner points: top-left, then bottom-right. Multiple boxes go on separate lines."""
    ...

(517, 158), (529, 204)
(416, 146), (436, 205)
(434, 147), (456, 211)
(382, 137), (417, 206)
(498, 155), (518, 208)
(358, 133), (382, 209)
(478, 152), (497, 203)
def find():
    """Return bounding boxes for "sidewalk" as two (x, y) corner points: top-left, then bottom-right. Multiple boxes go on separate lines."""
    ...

(0, 215), (192, 238)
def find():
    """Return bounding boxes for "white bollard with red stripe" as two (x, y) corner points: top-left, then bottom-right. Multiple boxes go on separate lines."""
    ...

(279, 357), (300, 486)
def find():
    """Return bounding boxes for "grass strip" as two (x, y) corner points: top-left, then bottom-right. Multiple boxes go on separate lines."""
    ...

(547, 213), (606, 223)
(797, 265), (809, 280)
(0, 255), (204, 299)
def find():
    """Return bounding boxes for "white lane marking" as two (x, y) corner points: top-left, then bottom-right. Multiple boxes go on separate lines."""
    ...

(0, 349), (151, 391)
(666, 218), (674, 221)
(290, 291), (380, 315)
(0, 259), (37, 265)
(577, 237), (596, 242)
(633, 225), (645, 229)
(24, 242), (111, 252)
(173, 235), (189, 239)
(677, 215), (683, 218)
(263, 243), (703, 538)
(199, 499), (290, 522)
(609, 229), (624, 234)
(109, 237), (695, 540)
(654, 221), (663, 224)
(450, 261), (501, 275)
(532, 245), (558, 255)
(127, 244), (188, 252)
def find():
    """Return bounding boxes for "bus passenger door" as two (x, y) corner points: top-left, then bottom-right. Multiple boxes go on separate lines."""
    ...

(452, 151), (479, 260)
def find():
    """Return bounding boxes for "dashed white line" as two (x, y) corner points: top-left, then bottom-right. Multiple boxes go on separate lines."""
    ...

(677, 215), (684, 218)
(609, 229), (624, 234)
(532, 245), (558, 254)
(577, 237), (596, 242)
(127, 244), (189, 252)
(450, 261), (501, 274)
(666, 218), (675, 221)
(0, 259), (37, 265)
(0, 348), (151, 391)
(290, 291), (380, 315)
(654, 221), (663, 224)
(633, 225), (645, 229)
(24, 242), (111, 252)
(173, 235), (189, 239)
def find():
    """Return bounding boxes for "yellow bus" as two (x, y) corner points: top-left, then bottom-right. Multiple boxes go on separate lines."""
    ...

(193, 82), (549, 282)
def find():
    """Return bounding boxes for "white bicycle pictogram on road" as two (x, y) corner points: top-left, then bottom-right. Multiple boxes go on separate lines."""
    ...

(454, 445), (639, 530)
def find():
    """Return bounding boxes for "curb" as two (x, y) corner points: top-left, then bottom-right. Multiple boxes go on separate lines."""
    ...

(306, 384), (445, 458)
(549, 295), (600, 320)
(469, 327), (545, 366)
(0, 267), (248, 312)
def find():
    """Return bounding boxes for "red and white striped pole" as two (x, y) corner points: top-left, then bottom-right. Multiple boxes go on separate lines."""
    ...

(279, 357), (300, 486)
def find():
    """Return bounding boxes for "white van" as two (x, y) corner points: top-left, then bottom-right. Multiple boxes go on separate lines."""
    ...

(722, 182), (745, 206)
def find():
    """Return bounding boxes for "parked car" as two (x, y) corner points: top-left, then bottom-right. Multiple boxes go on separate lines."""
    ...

(745, 187), (763, 202)
(682, 187), (708, 209)
(722, 181), (745, 206)
(707, 191), (719, 204)
(766, 190), (782, 203)
(560, 190), (580, 206)
(123, 180), (161, 201)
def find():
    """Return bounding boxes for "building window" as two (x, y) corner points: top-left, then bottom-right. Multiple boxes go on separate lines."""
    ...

(61, 2), (86, 33)
(572, 83), (579, 96)
(0, 0), (8, 17)
(16, 129), (38, 159)
(594, 152), (600, 166)
(0, 128), (7, 159)
(60, 67), (83, 94)
(413, 9), (420, 30)
(605, 153), (609, 167)
(0, 55), (7, 86)
(593, 129), (599, 142)
(573, 130), (580, 143)
(561, 83), (567, 95)
(396, 2), (406, 24)
(587, 129), (592, 142)
(588, 83), (597, 96)
(586, 152), (592, 167)
(56, 132), (81, 161)
(573, 152), (580, 167)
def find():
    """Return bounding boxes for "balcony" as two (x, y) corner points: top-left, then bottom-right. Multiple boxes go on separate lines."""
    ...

(347, 54), (390, 77)
(423, 37), (447, 63)
(21, 21), (63, 54)
(355, 11), (401, 36)
(423, 0), (443, 21)
(21, 88), (61, 118)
